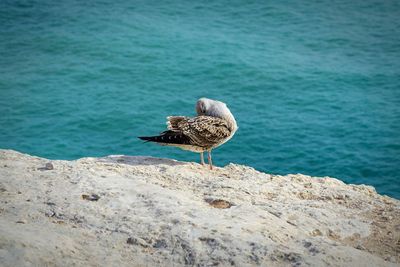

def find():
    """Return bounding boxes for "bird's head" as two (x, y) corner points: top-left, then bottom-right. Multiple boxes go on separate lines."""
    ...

(196, 98), (210, 115)
(196, 98), (230, 118)
(196, 97), (238, 131)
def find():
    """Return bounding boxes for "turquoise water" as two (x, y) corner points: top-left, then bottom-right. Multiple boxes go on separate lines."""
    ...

(1, 1), (399, 198)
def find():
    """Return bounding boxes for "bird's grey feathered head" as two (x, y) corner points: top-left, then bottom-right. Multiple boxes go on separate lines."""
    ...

(196, 98), (225, 116)
(196, 98), (209, 115)
(196, 98), (238, 131)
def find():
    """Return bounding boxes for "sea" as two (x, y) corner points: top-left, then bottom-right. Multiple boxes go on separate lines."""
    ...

(1, 0), (399, 199)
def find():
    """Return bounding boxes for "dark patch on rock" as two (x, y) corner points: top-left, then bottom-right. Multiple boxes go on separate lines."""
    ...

(205, 198), (233, 209)
(271, 251), (302, 265)
(199, 237), (219, 248)
(45, 211), (56, 217)
(153, 239), (168, 249)
(127, 237), (149, 247)
(310, 229), (322, 236)
(172, 236), (195, 265)
(268, 210), (282, 218)
(81, 194), (100, 201)
(249, 253), (259, 264)
(71, 214), (84, 224)
(303, 240), (320, 255)
(181, 241), (195, 265)
(308, 246), (320, 255)
(38, 163), (54, 171)
(126, 237), (136, 245)
(248, 242), (268, 264)
(356, 244), (366, 250)
(327, 229), (340, 240)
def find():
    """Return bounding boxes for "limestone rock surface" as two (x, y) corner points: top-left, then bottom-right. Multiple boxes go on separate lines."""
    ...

(0, 149), (399, 266)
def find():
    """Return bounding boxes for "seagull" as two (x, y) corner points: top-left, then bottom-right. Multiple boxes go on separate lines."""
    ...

(138, 98), (238, 169)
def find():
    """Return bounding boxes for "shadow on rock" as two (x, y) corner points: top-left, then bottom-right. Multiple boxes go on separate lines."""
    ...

(99, 155), (187, 167)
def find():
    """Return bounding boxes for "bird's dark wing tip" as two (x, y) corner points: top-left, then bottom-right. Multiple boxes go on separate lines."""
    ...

(138, 132), (191, 145)
(138, 136), (151, 142)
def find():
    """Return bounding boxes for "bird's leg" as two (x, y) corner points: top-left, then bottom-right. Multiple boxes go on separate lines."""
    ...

(207, 150), (213, 170)
(200, 152), (205, 165)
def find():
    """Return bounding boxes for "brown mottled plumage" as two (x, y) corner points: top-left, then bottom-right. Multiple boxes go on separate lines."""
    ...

(139, 98), (238, 169)
(167, 115), (232, 149)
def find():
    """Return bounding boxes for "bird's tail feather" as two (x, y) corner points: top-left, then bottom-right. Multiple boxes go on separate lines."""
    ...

(137, 136), (153, 143)
(138, 130), (191, 145)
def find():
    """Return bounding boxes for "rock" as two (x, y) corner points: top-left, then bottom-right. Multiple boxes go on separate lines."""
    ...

(0, 149), (399, 267)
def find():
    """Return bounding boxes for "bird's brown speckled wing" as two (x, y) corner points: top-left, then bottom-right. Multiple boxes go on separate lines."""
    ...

(167, 115), (232, 148)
